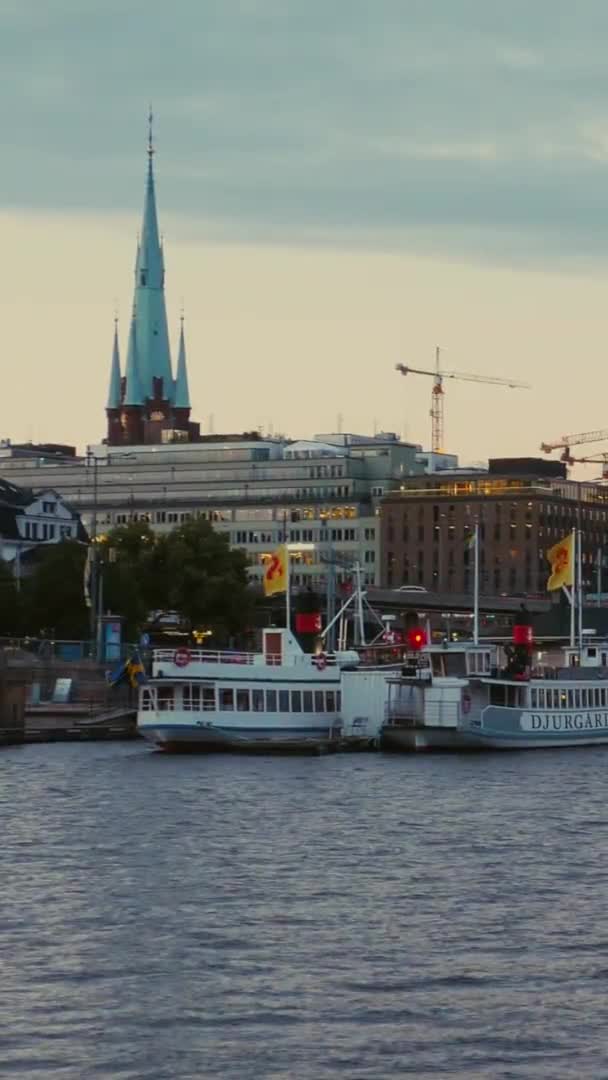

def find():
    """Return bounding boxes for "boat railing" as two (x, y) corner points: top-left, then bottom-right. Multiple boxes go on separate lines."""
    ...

(154, 648), (273, 666)
(153, 648), (341, 668)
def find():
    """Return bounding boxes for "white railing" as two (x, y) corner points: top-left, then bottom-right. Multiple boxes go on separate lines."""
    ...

(154, 649), (269, 666)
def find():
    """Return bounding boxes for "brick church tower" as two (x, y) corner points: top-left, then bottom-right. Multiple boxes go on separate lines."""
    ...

(106, 116), (199, 446)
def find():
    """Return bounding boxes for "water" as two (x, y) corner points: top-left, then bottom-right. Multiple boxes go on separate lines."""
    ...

(2, 744), (608, 1080)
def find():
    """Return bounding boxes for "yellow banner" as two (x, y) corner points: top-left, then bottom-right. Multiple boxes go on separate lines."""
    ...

(263, 545), (288, 596)
(546, 532), (574, 591)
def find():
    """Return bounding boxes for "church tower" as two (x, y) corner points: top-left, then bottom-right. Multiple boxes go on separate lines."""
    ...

(105, 115), (199, 446)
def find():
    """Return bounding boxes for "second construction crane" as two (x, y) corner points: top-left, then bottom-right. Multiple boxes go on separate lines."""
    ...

(396, 346), (531, 453)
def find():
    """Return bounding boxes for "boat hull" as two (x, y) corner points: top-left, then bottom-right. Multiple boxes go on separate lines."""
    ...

(381, 724), (477, 752)
(138, 715), (339, 753)
(462, 705), (608, 750)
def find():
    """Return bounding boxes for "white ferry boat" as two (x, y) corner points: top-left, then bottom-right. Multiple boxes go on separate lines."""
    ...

(382, 637), (608, 751)
(137, 627), (359, 752)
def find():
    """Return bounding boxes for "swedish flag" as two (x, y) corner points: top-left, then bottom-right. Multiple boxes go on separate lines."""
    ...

(107, 653), (146, 689)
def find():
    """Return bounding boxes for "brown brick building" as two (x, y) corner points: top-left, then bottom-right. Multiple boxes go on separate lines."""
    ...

(380, 459), (608, 596)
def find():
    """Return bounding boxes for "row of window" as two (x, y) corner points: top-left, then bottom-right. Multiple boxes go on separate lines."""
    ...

(102, 506), (362, 528)
(144, 685), (342, 714)
(22, 522), (73, 541)
(530, 685), (608, 710)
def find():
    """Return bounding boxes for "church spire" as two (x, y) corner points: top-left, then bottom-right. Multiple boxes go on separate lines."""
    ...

(123, 310), (143, 405)
(106, 316), (121, 408)
(132, 109), (174, 402)
(174, 313), (191, 409)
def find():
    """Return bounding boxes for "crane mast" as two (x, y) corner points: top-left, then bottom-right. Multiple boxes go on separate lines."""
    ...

(395, 348), (530, 453)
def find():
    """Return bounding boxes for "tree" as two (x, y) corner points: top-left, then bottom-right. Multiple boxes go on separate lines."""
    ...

(0, 559), (20, 635)
(160, 520), (252, 642)
(100, 519), (253, 644)
(99, 523), (158, 640)
(20, 541), (88, 639)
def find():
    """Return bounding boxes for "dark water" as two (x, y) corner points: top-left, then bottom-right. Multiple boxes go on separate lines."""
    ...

(2, 744), (608, 1080)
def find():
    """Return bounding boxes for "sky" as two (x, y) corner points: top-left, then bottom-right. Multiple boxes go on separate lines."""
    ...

(3, 0), (608, 470)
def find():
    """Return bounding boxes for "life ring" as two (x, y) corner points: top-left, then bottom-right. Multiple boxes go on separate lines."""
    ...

(174, 647), (191, 668)
(315, 653), (327, 671)
(462, 692), (471, 715)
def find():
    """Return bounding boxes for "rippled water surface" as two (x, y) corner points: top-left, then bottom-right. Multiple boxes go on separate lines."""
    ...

(2, 742), (608, 1079)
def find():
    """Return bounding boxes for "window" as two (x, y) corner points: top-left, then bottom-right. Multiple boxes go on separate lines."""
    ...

(291, 691), (302, 712)
(279, 690), (290, 712)
(236, 689), (250, 712)
(252, 689), (264, 712)
(220, 688), (234, 711)
(326, 691), (336, 712)
(314, 690), (325, 712)
(158, 687), (174, 711)
(42, 501), (56, 514)
(303, 691), (313, 712)
(183, 685), (201, 711)
(202, 687), (215, 711)
(266, 689), (277, 712)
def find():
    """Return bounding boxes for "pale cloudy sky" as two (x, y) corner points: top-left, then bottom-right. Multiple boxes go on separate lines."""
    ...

(3, 0), (608, 468)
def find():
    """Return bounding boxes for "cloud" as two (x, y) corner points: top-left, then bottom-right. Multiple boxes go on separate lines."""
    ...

(2, 0), (608, 265)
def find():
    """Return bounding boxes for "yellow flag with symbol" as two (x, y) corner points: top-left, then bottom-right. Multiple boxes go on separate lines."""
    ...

(546, 532), (574, 591)
(263, 545), (289, 596)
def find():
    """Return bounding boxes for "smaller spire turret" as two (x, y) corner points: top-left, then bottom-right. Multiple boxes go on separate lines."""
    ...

(174, 313), (191, 409)
(123, 312), (143, 405)
(106, 317), (122, 408)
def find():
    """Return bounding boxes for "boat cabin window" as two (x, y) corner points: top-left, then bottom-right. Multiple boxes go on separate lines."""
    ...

(220, 688), (234, 711)
(326, 691), (336, 712)
(279, 690), (290, 712)
(314, 690), (325, 712)
(431, 655), (446, 677)
(303, 690), (313, 712)
(158, 687), (174, 711)
(444, 653), (467, 677)
(141, 688), (154, 711)
(183, 684), (216, 711)
(266, 689), (277, 712)
(252, 689), (264, 712)
(467, 651), (492, 675)
(489, 684), (524, 707)
(291, 691), (302, 712)
(236, 689), (250, 712)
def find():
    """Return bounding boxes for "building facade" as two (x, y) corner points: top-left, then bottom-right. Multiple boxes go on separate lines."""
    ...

(0, 478), (83, 578)
(0, 433), (423, 589)
(105, 119), (199, 446)
(380, 458), (608, 595)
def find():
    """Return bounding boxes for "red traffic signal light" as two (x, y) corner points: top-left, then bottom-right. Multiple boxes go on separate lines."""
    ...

(407, 627), (427, 651)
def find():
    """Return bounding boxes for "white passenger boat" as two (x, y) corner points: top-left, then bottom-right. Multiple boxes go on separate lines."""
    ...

(382, 637), (608, 751)
(137, 627), (359, 752)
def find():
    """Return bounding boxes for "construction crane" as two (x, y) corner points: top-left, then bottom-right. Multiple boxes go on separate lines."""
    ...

(395, 346), (531, 454)
(540, 428), (608, 458)
(568, 454), (608, 479)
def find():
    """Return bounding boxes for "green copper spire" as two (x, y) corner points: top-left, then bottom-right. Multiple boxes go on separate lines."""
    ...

(123, 311), (143, 405)
(131, 110), (174, 402)
(106, 317), (122, 408)
(174, 314), (191, 409)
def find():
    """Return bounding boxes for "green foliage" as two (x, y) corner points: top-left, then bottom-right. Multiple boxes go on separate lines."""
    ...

(0, 559), (19, 635)
(20, 541), (89, 639)
(101, 518), (253, 643)
(14, 520), (254, 644)
(160, 519), (252, 640)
